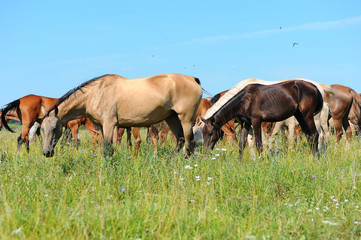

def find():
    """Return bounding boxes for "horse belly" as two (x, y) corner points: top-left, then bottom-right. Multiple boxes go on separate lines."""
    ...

(259, 97), (297, 122)
(116, 100), (171, 127)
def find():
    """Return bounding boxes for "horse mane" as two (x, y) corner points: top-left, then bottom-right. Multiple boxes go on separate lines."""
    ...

(46, 74), (108, 116)
(203, 78), (262, 119)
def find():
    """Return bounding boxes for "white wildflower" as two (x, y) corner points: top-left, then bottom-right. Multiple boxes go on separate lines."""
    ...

(184, 165), (193, 169)
(11, 228), (22, 235)
(322, 220), (339, 226)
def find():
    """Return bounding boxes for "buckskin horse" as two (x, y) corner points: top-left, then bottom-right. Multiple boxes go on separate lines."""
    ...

(201, 78), (326, 161)
(41, 73), (202, 157)
(1, 94), (100, 151)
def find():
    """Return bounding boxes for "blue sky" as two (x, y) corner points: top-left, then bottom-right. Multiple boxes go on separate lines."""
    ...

(1, 0), (360, 105)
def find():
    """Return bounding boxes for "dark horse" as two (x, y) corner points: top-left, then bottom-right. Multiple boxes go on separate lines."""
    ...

(201, 79), (324, 161)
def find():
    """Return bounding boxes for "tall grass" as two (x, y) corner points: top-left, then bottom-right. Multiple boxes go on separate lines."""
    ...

(0, 124), (360, 239)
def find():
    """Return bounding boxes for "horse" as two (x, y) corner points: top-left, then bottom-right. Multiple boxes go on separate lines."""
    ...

(323, 84), (361, 144)
(113, 122), (173, 156)
(201, 78), (325, 161)
(1, 94), (59, 151)
(41, 73), (202, 157)
(1, 95), (100, 150)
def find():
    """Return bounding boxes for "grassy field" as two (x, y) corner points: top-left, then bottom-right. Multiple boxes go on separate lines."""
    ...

(0, 124), (360, 239)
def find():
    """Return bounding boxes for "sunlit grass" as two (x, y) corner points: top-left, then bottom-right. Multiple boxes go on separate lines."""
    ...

(0, 124), (360, 239)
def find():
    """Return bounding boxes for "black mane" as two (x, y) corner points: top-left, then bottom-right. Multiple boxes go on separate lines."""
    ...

(46, 74), (108, 116)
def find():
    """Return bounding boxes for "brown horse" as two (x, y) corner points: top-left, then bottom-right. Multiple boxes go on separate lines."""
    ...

(0, 108), (20, 131)
(201, 79), (324, 161)
(113, 122), (173, 156)
(1, 94), (59, 151)
(323, 84), (361, 143)
(1, 95), (100, 150)
(41, 73), (202, 157)
(65, 117), (101, 144)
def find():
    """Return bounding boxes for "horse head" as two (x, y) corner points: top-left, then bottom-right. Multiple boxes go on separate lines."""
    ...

(201, 116), (222, 151)
(41, 106), (62, 157)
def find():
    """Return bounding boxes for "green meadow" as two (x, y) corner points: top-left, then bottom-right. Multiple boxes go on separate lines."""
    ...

(0, 124), (360, 239)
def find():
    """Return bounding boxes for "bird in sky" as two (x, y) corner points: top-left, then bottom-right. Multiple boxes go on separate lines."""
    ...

(292, 42), (299, 47)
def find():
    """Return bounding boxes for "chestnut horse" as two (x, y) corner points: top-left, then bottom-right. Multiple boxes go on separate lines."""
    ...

(1, 94), (100, 150)
(41, 73), (202, 157)
(323, 84), (361, 143)
(201, 79), (324, 161)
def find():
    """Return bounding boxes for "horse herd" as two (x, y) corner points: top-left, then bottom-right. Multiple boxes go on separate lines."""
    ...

(1, 73), (360, 162)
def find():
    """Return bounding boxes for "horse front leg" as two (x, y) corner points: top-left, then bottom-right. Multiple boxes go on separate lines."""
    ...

(239, 122), (251, 163)
(251, 118), (263, 156)
(102, 123), (116, 157)
(131, 127), (141, 157)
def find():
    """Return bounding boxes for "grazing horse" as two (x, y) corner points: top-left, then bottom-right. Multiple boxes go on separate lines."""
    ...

(1, 94), (59, 151)
(201, 79), (324, 161)
(193, 93), (237, 144)
(323, 84), (361, 143)
(0, 100), (100, 147)
(41, 73), (202, 157)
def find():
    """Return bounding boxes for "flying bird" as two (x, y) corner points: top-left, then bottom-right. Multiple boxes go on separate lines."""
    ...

(292, 42), (299, 47)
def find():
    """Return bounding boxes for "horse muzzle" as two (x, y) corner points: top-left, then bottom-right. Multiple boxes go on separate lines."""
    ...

(43, 149), (54, 158)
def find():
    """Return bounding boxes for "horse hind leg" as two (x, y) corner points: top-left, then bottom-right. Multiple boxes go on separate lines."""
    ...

(18, 125), (31, 152)
(342, 117), (352, 148)
(165, 112), (185, 155)
(294, 110), (319, 155)
(101, 122), (116, 157)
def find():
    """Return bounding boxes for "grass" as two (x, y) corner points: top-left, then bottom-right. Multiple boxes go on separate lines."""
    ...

(0, 124), (360, 239)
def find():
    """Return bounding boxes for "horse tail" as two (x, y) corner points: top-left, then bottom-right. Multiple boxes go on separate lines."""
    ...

(194, 77), (201, 85)
(1, 99), (20, 133)
(319, 83), (335, 96)
(314, 85), (324, 115)
(211, 93), (221, 104)
(350, 89), (361, 109)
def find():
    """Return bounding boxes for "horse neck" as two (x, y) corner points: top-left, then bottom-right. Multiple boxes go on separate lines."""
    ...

(212, 103), (240, 128)
(57, 93), (87, 123)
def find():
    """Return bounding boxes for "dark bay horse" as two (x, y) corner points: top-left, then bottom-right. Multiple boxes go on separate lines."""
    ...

(1, 95), (100, 150)
(41, 73), (202, 157)
(193, 95), (237, 144)
(201, 79), (324, 161)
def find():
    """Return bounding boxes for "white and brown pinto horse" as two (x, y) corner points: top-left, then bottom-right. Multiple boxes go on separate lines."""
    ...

(201, 78), (326, 161)
(41, 73), (202, 157)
